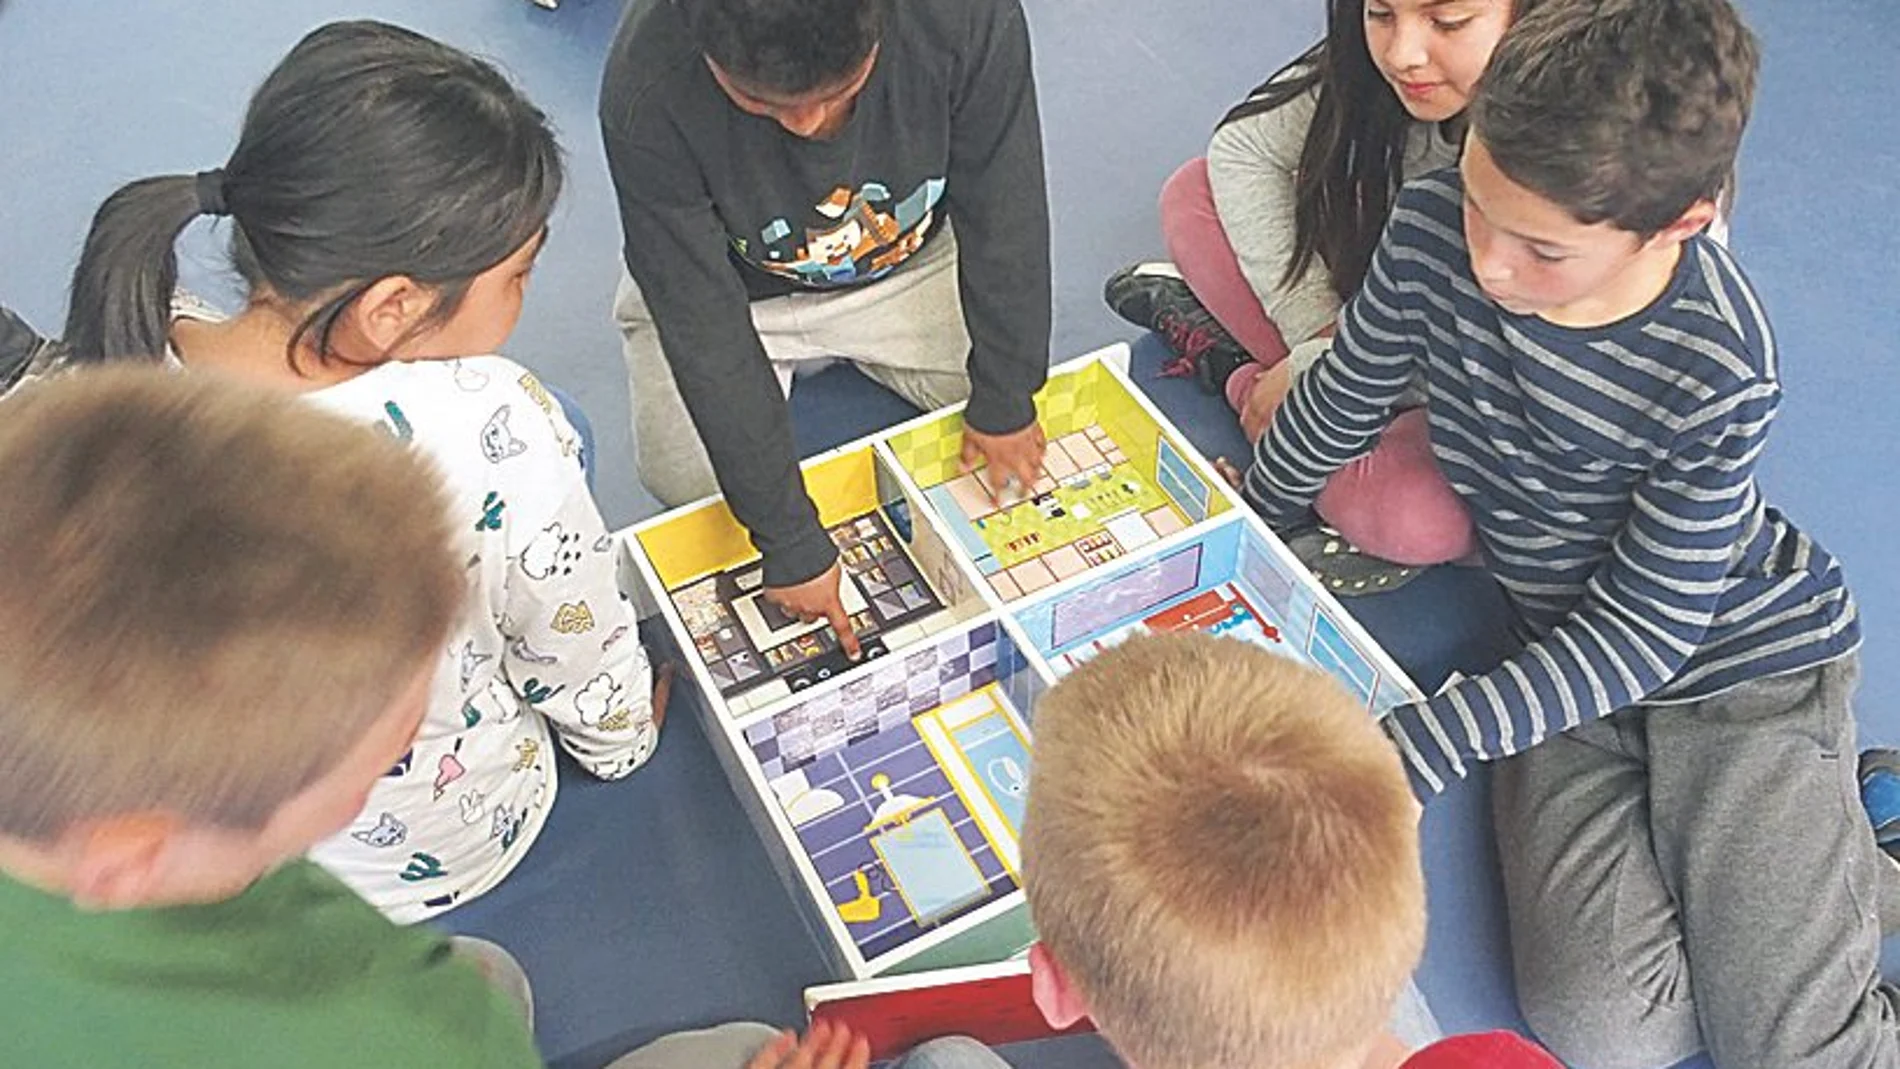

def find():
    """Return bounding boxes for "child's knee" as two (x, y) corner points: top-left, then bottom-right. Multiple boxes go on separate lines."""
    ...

(1319, 479), (1475, 565)
(1519, 997), (1697, 1069)
(1512, 931), (1701, 1069)
(894, 1035), (1010, 1069)
(637, 464), (719, 510)
(1158, 157), (1212, 223)
(1371, 508), (1475, 565)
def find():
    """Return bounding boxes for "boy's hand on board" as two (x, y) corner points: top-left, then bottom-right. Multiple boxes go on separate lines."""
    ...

(960, 421), (1047, 505)
(764, 561), (863, 659)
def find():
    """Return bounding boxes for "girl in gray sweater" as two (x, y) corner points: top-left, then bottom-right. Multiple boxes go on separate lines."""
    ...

(1109, 0), (1536, 568)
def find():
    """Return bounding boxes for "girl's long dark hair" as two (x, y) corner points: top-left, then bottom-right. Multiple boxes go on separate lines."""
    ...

(64, 20), (564, 369)
(1220, 0), (1524, 302)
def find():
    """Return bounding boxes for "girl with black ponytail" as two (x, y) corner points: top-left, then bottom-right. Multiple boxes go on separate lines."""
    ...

(62, 19), (667, 923)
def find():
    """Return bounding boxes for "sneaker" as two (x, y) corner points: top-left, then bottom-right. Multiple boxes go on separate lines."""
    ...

(1104, 262), (1252, 395)
(1282, 525), (1422, 597)
(1859, 749), (1900, 859)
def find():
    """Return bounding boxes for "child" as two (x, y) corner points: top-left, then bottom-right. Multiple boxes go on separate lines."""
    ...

(60, 20), (662, 923)
(1245, 1), (1880, 1065)
(1109, 0), (1543, 571)
(601, 0), (1052, 644)
(1017, 632), (1559, 1069)
(606, 635), (1543, 1069)
(0, 368), (541, 1067)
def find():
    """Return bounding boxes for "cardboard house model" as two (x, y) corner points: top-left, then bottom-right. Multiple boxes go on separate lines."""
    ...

(619, 344), (1422, 980)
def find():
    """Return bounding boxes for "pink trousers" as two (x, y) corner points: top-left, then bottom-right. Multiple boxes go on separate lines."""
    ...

(1160, 157), (1476, 565)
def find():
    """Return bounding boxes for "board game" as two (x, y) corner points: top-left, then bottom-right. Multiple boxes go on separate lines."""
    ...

(885, 357), (1218, 602)
(718, 615), (1046, 978)
(670, 510), (943, 700)
(1011, 512), (1413, 712)
(751, 665), (1032, 966)
(628, 443), (991, 720)
(925, 425), (1187, 593)
(618, 344), (1423, 980)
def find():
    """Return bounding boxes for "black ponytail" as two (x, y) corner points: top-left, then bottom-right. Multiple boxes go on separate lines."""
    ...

(63, 176), (204, 364)
(1216, 2), (1412, 302)
(1219, 0), (1541, 301)
(63, 20), (564, 373)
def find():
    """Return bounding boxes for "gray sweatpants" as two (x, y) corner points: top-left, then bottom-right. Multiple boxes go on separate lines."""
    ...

(603, 1023), (1008, 1069)
(454, 946), (1012, 1069)
(615, 224), (974, 508)
(1495, 654), (1900, 1069)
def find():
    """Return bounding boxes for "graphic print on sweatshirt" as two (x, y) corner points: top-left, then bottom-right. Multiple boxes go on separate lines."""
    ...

(742, 178), (946, 286)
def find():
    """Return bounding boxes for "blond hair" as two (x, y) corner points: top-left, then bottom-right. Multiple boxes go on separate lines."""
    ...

(0, 367), (463, 841)
(1022, 632), (1425, 1069)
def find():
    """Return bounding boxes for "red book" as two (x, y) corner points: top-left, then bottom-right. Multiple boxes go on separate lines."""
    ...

(1403, 1032), (1564, 1068)
(804, 959), (1095, 1062)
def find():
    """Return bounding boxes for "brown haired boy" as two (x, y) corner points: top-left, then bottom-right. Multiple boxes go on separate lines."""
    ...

(1244, 0), (1884, 1066)
(0, 368), (540, 1067)
(601, 0), (1052, 649)
(1020, 632), (1557, 1069)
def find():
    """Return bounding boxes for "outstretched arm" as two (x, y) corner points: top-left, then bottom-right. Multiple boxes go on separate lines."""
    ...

(945, 0), (1052, 463)
(1386, 381), (1781, 796)
(603, 109), (836, 589)
(1242, 226), (1421, 526)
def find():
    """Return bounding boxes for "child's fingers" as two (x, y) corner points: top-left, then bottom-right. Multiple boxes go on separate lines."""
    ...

(1213, 457), (1245, 490)
(814, 1020), (862, 1069)
(829, 601), (862, 660)
(741, 1022), (869, 1069)
(803, 1019), (853, 1069)
(780, 1023), (822, 1069)
(1001, 457), (1039, 498)
(743, 1030), (798, 1069)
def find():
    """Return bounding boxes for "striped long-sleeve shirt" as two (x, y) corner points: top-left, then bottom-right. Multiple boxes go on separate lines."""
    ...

(1244, 172), (1861, 797)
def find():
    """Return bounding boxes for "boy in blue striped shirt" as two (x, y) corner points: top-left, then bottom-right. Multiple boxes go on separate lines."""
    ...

(1243, 1), (1887, 1066)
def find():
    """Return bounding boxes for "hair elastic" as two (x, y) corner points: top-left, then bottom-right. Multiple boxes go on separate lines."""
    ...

(194, 168), (229, 217)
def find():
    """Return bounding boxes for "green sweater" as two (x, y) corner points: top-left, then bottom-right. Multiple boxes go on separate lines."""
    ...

(0, 859), (543, 1068)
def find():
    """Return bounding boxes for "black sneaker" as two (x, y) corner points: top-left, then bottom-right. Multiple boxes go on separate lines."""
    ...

(1281, 525), (1422, 597)
(1104, 262), (1251, 395)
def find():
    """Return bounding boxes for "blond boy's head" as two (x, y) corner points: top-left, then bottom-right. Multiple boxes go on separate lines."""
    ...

(0, 368), (462, 903)
(1022, 632), (1425, 1069)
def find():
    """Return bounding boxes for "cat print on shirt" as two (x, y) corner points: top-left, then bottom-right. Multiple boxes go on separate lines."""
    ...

(480, 405), (528, 463)
(352, 812), (408, 848)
